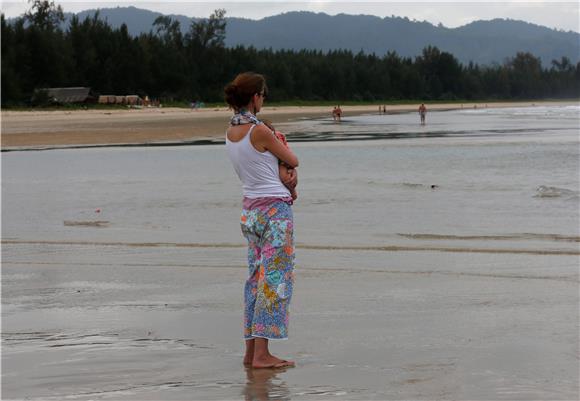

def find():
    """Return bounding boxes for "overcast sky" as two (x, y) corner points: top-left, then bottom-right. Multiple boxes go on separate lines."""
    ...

(2, 1), (578, 32)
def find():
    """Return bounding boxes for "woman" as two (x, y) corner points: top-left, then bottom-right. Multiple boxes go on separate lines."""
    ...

(224, 72), (298, 369)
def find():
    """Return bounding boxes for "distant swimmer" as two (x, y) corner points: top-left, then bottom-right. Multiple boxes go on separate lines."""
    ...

(418, 103), (427, 125)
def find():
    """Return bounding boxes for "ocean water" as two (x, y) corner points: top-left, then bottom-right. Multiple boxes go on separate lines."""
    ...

(2, 105), (579, 253)
(2, 105), (579, 400)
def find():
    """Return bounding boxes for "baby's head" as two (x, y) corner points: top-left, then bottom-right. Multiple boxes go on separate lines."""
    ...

(261, 119), (275, 131)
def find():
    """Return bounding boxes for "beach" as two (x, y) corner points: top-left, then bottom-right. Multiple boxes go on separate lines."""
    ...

(3, 245), (578, 400)
(1, 101), (574, 149)
(2, 104), (579, 400)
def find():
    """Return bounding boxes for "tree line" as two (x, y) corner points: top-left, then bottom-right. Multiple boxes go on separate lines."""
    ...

(2, 1), (579, 107)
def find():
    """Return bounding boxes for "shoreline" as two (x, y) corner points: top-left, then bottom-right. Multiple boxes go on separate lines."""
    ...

(1, 100), (577, 150)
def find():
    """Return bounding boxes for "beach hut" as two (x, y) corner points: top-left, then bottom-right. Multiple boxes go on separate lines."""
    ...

(125, 95), (143, 105)
(38, 87), (92, 103)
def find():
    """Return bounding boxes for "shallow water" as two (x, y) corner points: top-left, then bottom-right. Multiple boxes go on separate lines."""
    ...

(2, 105), (579, 400)
(3, 106), (579, 251)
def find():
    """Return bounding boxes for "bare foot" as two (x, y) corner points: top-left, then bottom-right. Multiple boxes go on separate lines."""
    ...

(252, 354), (295, 369)
(243, 339), (255, 366)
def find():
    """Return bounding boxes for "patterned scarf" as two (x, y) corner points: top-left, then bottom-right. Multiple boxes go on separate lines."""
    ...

(230, 109), (263, 126)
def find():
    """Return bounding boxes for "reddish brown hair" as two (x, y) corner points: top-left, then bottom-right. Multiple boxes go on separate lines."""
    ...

(224, 72), (268, 110)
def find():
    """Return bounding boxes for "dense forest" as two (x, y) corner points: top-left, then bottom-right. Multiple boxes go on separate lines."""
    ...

(2, 1), (579, 107)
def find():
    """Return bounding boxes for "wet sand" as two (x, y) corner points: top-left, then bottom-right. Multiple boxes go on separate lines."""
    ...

(2, 243), (578, 400)
(1, 101), (574, 149)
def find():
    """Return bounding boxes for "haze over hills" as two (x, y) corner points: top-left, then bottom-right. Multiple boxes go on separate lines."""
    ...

(224, 12), (579, 67)
(24, 6), (580, 67)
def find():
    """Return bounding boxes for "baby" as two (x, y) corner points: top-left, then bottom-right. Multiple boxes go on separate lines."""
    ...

(263, 120), (298, 200)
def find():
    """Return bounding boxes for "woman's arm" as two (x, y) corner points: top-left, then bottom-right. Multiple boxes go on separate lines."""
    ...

(252, 125), (299, 168)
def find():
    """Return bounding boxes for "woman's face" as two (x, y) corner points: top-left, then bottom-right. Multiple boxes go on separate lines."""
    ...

(253, 90), (266, 113)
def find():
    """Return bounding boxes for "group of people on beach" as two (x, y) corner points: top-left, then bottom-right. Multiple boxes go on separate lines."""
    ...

(190, 100), (205, 110)
(337, 103), (428, 124)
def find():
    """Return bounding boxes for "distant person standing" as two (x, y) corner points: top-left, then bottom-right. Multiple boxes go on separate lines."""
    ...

(335, 105), (342, 122)
(419, 103), (427, 125)
(332, 106), (342, 122)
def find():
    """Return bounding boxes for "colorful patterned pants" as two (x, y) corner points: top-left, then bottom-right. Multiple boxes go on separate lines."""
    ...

(241, 201), (295, 340)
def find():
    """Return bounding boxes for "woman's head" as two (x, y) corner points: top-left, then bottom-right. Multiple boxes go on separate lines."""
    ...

(224, 72), (268, 113)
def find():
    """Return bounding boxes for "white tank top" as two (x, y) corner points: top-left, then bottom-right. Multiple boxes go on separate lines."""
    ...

(225, 125), (291, 198)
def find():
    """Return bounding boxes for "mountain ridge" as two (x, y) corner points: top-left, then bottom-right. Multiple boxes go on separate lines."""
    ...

(10, 6), (579, 66)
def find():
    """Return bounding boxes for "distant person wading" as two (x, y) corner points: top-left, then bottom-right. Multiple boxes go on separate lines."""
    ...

(419, 103), (427, 125)
(332, 105), (343, 122)
(224, 72), (299, 369)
